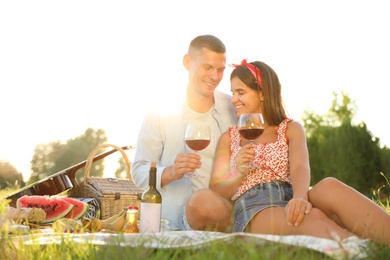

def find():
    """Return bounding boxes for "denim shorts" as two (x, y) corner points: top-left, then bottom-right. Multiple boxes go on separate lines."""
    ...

(233, 181), (293, 232)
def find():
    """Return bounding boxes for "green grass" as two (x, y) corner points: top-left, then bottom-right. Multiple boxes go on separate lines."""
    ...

(1, 184), (390, 260)
(2, 234), (334, 260)
(372, 172), (390, 214)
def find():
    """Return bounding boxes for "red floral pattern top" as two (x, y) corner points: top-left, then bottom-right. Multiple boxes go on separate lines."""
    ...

(230, 118), (293, 201)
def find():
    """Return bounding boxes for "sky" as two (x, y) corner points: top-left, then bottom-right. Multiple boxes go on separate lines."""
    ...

(1, 1), (389, 181)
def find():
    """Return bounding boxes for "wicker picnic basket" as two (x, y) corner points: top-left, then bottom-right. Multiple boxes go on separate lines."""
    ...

(69, 144), (144, 220)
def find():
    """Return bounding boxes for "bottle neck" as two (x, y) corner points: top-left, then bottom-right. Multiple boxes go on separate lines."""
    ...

(149, 167), (157, 188)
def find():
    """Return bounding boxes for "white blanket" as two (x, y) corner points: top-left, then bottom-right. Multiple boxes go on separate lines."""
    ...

(20, 230), (369, 259)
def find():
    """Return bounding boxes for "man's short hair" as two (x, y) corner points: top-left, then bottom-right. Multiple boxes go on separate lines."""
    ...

(188, 35), (226, 56)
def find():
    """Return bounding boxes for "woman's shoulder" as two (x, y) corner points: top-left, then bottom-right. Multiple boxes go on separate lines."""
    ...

(221, 126), (238, 138)
(219, 126), (239, 141)
(285, 119), (304, 129)
(217, 129), (233, 148)
(285, 119), (306, 138)
(277, 118), (305, 135)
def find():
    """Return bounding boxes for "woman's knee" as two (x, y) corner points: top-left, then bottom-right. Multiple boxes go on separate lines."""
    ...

(309, 177), (343, 200)
(307, 208), (328, 220)
(301, 208), (334, 229)
(316, 177), (343, 190)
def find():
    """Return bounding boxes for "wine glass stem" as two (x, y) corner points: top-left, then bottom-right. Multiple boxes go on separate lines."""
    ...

(249, 140), (254, 168)
(193, 151), (199, 176)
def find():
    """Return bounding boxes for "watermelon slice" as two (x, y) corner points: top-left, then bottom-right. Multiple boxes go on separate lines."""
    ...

(62, 197), (89, 220)
(16, 195), (73, 223)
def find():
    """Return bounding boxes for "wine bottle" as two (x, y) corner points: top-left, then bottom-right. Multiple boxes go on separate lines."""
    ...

(140, 162), (162, 233)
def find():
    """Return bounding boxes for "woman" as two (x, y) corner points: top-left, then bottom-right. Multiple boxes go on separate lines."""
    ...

(209, 59), (390, 245)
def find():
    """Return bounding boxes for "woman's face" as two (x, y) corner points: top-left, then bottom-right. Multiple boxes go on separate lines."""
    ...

(230, 76), (263, 118)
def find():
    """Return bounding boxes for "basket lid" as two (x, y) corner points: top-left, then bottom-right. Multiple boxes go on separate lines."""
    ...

(87, 177), (144, 195)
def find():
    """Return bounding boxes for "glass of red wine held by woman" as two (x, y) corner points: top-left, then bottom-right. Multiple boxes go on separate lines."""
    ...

(238, 113), (265, 168)
(184, 124), (211, 178)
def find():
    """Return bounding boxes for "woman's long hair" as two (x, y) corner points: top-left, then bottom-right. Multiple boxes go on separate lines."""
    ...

(230, 61), (288, 126)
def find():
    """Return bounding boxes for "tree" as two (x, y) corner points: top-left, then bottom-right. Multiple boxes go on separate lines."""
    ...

(0, 161), (25, 189)
(114, 156), (132, 179)
(302, 91), (357, 136)
(328, 91), (356, 125)
(307, 121), (382, 195)
(303, 92), (386, 197)
(29, 128), (108, 185)
(29, 141), (63, 184)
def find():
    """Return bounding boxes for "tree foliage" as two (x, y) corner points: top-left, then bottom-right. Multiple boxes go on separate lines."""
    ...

(114, 157), (131, 179)
(303, 92), (389, 197)
(0, 161), (25, 189)
(29, 128), (108, 185)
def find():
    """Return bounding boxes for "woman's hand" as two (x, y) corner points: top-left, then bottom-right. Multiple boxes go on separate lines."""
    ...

(235, 143), (255, 175)
(285, 196), (312, 227)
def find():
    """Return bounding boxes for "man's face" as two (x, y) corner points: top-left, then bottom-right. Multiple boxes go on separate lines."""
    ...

(187, 47), (226, 96)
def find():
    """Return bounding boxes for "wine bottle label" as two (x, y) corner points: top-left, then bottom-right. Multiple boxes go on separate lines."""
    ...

(140, 202), (162, 233)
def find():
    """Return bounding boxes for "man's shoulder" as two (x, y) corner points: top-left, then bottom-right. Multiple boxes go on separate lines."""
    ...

(141, 103), (184, 128)
(214, 90), (234, 111)
(214, 90), (232, 100)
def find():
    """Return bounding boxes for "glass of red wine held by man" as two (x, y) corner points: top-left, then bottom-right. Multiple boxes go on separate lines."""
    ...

(184, 124), (211, 178)
(238, 113), (265, 168)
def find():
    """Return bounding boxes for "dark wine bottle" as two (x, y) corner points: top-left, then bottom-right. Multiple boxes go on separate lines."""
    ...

(140, 162), (162, 233)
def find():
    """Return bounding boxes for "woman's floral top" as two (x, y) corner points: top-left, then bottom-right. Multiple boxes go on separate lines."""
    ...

(230, 118), (293, 201)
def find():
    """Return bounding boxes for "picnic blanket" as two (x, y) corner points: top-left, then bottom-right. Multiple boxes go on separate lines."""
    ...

(16, 230), (369, 259)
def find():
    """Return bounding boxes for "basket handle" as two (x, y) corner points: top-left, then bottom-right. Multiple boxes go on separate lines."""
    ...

(83, 144), (132, 185)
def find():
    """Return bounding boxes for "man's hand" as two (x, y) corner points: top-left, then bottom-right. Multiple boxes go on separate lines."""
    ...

(171, 153), (201, 179)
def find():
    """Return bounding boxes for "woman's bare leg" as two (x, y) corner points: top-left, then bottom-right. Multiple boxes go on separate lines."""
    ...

(249, 207), (355, 240)
(309, 177), (390, 245)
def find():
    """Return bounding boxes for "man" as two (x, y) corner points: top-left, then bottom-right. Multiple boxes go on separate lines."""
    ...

(131, 35), (236, 231)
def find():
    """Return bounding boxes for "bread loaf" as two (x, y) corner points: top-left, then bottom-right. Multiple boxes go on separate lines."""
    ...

(4, 206), (46, 223)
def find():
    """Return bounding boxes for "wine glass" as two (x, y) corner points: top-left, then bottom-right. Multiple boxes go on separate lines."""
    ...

(238, 113), (265, 168)
(184, 124), (211, 178)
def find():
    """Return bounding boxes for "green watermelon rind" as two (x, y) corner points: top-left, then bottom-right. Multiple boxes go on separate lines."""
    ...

(16, 195), (74, 223)
(62, 197), (89, 220)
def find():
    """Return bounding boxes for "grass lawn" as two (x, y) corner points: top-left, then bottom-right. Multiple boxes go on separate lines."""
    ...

(1, 186), (389, 260)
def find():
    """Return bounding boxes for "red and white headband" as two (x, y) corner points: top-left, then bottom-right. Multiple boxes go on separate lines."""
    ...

(231, 59), (262, 87)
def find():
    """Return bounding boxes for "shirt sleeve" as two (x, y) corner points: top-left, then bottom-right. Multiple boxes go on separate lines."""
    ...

(131, 111), (165, 190)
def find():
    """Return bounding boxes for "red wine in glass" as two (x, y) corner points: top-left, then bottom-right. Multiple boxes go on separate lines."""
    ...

(185, 124), (211, 178)
(238, 113), (265, 168)
(185, 139), (211, 151)
(238, 128), (264, 140)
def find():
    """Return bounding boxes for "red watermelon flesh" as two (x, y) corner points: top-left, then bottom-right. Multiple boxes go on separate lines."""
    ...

(16, 195), (73, 223)
(62, 197), (89, 220)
